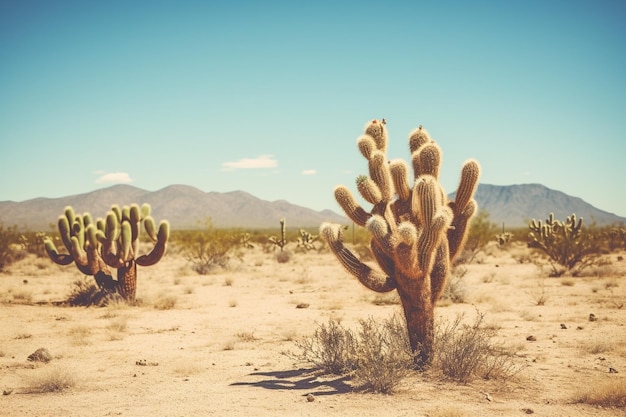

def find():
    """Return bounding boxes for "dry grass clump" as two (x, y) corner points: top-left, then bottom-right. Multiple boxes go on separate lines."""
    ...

(23, 366), (76, 393)
(572, 378), (626, 408)
(434, 311), (522, 383)
(153, 293), (178, 310)
(441, 266), (468, 304)
(68, 325), (92, 346)
(105, 317), (128, 340)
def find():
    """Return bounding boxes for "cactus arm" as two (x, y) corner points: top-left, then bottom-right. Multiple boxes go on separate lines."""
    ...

(43, 239), (74, 265)
(136, 221), (169, 266)
(334, 185), (371, 226)
(320, 223), (396, 292)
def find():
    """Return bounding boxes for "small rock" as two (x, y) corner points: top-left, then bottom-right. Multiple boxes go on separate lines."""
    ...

(484, 392), (492, 402)
(526, 335), (537, 342)
(589, 313), (597, 322)
(296, 303), (310, 309)
(576, 326), (583, 330)
(522, 407), (534, 414)
(609, 367), (618, 373)
(27, 348), (52, 363)
(3, 389), (13, 396)
(307, 394), (315, 402)
(560, 324), (567, 329)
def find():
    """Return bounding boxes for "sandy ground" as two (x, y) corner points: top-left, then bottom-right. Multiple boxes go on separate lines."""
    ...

(1, 243), (625, 417)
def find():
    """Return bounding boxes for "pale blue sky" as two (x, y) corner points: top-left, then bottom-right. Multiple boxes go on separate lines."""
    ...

(1, 0), (625, 218)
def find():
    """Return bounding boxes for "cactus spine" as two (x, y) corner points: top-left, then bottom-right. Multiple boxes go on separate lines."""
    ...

(44, 203), (169, 302)
(320, 120), (480, 367)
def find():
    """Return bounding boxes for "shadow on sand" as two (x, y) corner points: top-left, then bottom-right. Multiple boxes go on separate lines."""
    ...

(231, 368), (352, 397)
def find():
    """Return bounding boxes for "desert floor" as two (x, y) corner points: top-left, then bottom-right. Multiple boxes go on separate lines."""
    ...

(1, 243), (625, 417)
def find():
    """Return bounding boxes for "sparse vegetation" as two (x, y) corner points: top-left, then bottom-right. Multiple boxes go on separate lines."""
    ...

(24, 366), (76, 393)
(528, 213), (602, 276)
(572, 378), (626, 408)
(434, 311), (522, 383)
(181, 218), (238, 274)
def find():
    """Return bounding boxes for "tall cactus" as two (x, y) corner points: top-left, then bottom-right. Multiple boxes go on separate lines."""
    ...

(320, 120), (480, 366)
(44, 203), (169, 302)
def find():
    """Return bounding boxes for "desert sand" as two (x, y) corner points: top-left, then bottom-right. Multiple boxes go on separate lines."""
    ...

(1, 243), (625, 417)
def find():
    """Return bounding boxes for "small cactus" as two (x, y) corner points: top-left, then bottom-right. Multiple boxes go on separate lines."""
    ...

(296, 229), (318, 252)
(320, 120), (480, 367)
(44, 204), (169, 302)
(269, 218), (288, 251)
(528, 212), (598, 274)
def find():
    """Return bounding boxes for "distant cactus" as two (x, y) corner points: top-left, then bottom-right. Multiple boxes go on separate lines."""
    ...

(44, 204), (169, 301)
(269, 218), (288, 251)
(320, 120), (480, 367)
(296, 229), (318, 252)
(528, 212), (599, 275)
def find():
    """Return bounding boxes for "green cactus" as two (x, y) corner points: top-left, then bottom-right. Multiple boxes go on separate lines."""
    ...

(320, 120), (480, 367)
(269, 218), (288, 251)
(44, 203), (169, 302)
(528, 212), (598, 275)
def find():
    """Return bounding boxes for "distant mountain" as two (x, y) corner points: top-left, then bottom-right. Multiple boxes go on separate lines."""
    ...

(453, 183), (626, 228)
(1, 183), (624, 231)
(0, 184), (347, 230)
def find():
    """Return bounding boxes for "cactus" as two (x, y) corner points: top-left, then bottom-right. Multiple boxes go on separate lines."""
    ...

(44, 204), (169, 302)
(269, 218), (288, 251)
(320, 120), (480, 367)
(528, 212), (598, 274)
(296, 229), (318, 252)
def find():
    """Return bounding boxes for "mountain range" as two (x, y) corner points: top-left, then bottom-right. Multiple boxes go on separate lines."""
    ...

(0, 183), (624, 231)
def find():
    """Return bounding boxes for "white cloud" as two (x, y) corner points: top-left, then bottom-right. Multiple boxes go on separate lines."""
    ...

(302, 169), (317, 175)
(95, 172), (133, 184)
(221, 155), (278, 170)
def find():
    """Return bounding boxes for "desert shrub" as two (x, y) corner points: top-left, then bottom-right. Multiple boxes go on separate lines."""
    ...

(441, 266), (468, 304)
(351, 315), (415, 393)
(572, 378), (626, 408)
(67, 276), (123, 307)
(275, 250), (292, 263)
(293, 318), (358, 375)
(24, 366), (76, 393)
(604, 227), (626, 252)
(0, 223), (21, 271)
(180, 218), (238, 274)
(528, 213), (603, 276)
(434, 311), (521, 383)
(293, 315), (416, 393)
(18, 231), (50, 257)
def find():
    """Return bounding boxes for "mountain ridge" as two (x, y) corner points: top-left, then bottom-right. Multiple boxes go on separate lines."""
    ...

(0, 183), (624, 230)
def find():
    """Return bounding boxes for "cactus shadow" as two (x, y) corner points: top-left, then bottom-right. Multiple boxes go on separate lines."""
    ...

(230, 367), (352, 396)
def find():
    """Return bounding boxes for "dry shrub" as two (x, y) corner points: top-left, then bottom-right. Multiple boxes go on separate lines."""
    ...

(292, 315), (415, 394)
(572, 378), (626, 408)
(67, 276), (123, 307)
(68, 325), (91, 346)
(23, 366), (76, 393)
(441, 266), (468, 304)
(275, 250), (292, 264)
(434, 311), (522, 383)
(153, 293), (177, 310)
